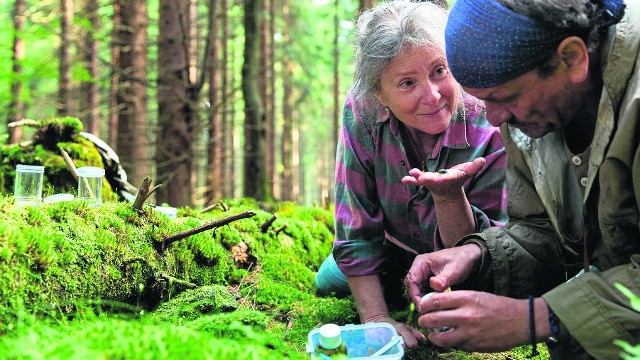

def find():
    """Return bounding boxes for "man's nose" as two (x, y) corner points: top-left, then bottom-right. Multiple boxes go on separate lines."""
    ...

(485, 103), (512, 127)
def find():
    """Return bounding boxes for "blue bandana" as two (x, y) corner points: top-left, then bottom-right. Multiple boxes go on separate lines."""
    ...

(445, 0), (626, 88)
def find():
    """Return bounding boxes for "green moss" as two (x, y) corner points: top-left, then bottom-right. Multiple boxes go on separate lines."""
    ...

(0, 188), (548, 359)
(151, 285), (239, 322)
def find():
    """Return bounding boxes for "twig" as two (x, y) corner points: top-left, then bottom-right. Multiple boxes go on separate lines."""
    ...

(58, 145), (94, 198)
(158, 211), (257, 252)
(147, 184), (162, 199)
(132, 177), (153, 211)
(200, 201), (229, 214)
(284, 316), (294, 340)
(260, 213), (277, 233)
(8, 119), (39, 128)
(158, 272), (197, 289)
(274, 224), (288, 236)
(58, 145), (79, 181)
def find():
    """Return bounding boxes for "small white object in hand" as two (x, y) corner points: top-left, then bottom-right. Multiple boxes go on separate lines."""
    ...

(421, 292), (452, 333)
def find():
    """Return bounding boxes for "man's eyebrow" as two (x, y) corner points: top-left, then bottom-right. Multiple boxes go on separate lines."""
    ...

(483, 93), (517, 103)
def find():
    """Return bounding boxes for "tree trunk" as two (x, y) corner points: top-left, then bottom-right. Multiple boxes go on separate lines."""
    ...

(8, 0), (26, 144)
(116, 0), (149, 190)
(221, 0), (232, 198)
(156, 0), (194, 207)
(268, 0), (278, 199)
(81, 0), (101, 136)
(259, 0), (274, 199)
(58, 0), (74, 116)
(206, 0), (222, 204)
(280, 1), (293, 201)
(242, 0), (267, 200)
(358, 0), (375, 13)
(109, 2), (121, 150)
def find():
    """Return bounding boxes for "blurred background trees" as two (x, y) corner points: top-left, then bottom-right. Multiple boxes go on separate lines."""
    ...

(1, 0), (382, 207)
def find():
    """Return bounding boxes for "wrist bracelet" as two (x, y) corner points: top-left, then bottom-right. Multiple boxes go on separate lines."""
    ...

(548, 305), (560, 337)
(528, 295), (539, 357)
(546, 304), (560, 347)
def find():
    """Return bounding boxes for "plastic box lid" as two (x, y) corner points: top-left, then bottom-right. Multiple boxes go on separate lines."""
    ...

(306, 322), (404, 359)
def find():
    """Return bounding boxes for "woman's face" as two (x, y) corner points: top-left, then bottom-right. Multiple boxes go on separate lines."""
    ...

(375, 46), (459, 135)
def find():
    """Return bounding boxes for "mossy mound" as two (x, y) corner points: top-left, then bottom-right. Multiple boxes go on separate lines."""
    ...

(0, 117), (115, 201)
(0, 195), (360, 358)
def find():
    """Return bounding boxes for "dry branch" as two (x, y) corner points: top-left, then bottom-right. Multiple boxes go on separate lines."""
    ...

(200, 201), (229, 214)
(158, 211), (257, 252)
(58, 145), (95, 198)
(58, 145), (79, 181)
(260, 213), (277, 233)
(132, 177), (155, 211)
(274, 224), (288, 236)
(158, 272), (197, 289)
(8, 119), (39, 128)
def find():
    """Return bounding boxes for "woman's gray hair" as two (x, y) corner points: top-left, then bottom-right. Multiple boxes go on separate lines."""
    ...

(351, 1), (449, 122)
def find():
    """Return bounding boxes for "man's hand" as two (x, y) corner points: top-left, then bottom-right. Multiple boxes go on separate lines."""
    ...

(417, 291), (550, 352)
(405, 244), (482, 305)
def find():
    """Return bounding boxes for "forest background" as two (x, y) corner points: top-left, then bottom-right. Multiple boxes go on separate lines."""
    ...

(1, 0), (451, 209)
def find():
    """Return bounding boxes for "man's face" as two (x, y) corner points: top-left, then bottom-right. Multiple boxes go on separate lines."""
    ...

(463, 68), (579, 138)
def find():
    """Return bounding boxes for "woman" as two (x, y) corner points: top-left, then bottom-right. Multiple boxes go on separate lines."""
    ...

(315, 0), (508, 348)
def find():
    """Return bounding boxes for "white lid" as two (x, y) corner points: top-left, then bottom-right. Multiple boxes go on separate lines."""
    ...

(16, 164), (44, 173)
(318, 324), (342, 350)
(44, 194), (75, 203)
(154, 206), (178, 218)
(76, 166), (105, 177)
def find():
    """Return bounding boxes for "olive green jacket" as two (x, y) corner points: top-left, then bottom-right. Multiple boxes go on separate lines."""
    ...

(457, 4), (640, 359)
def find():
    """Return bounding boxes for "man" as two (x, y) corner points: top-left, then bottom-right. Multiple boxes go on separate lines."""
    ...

(403, 0), (640, 359)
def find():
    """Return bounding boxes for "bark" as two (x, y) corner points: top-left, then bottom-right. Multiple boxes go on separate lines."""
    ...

(358, 0), (375, 13)
(221, 0), (232, 198)
(8, 0), (25, 144)
(108, 2), (121, 150)
(268, 0), (278, 199)
(242, 0), (267, 200)
(116, 0), (149, 190)
(156, 0), (194, 207)
(81, 0), (101, 136)
(259, 0), (274, 198)
(280, 1), (293, 201)
(58, 0), (74, 116)
(206, 0), (222, 204)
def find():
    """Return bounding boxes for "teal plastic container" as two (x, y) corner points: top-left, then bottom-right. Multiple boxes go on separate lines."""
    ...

(306, 322), (404, 359)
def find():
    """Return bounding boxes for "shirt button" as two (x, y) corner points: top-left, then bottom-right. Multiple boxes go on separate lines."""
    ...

(580, 177), (588, 187)
(413, 233), (420, 239)
(401, 160), (406, 166)
(572, 156), (582, 166)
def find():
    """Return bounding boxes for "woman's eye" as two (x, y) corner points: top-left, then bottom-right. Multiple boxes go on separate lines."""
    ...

(399, 79), (415, 87)
(430, 66), (449, 80)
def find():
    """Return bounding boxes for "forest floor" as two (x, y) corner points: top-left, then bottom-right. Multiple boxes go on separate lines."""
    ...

(0, 196), (549, 359)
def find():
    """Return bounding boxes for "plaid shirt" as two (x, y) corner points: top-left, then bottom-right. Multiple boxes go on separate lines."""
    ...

(333, 91), (508, 277)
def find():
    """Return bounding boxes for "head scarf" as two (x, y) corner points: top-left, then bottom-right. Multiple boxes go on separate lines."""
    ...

(445, 0), (626, 89)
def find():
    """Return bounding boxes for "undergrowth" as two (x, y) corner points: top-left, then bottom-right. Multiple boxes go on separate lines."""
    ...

(0, 195), (550, 359)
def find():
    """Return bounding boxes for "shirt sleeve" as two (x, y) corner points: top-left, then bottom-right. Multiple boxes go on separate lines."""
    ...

(454, 130), (568, 296)
(332, 96), (387, 277)
(542, 258), (640, 359)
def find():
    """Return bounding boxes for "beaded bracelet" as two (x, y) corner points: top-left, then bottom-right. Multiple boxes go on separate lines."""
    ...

(528, 295), (539, 357)
(546, 304), (560, 347)
(548, 305), (560, 337)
